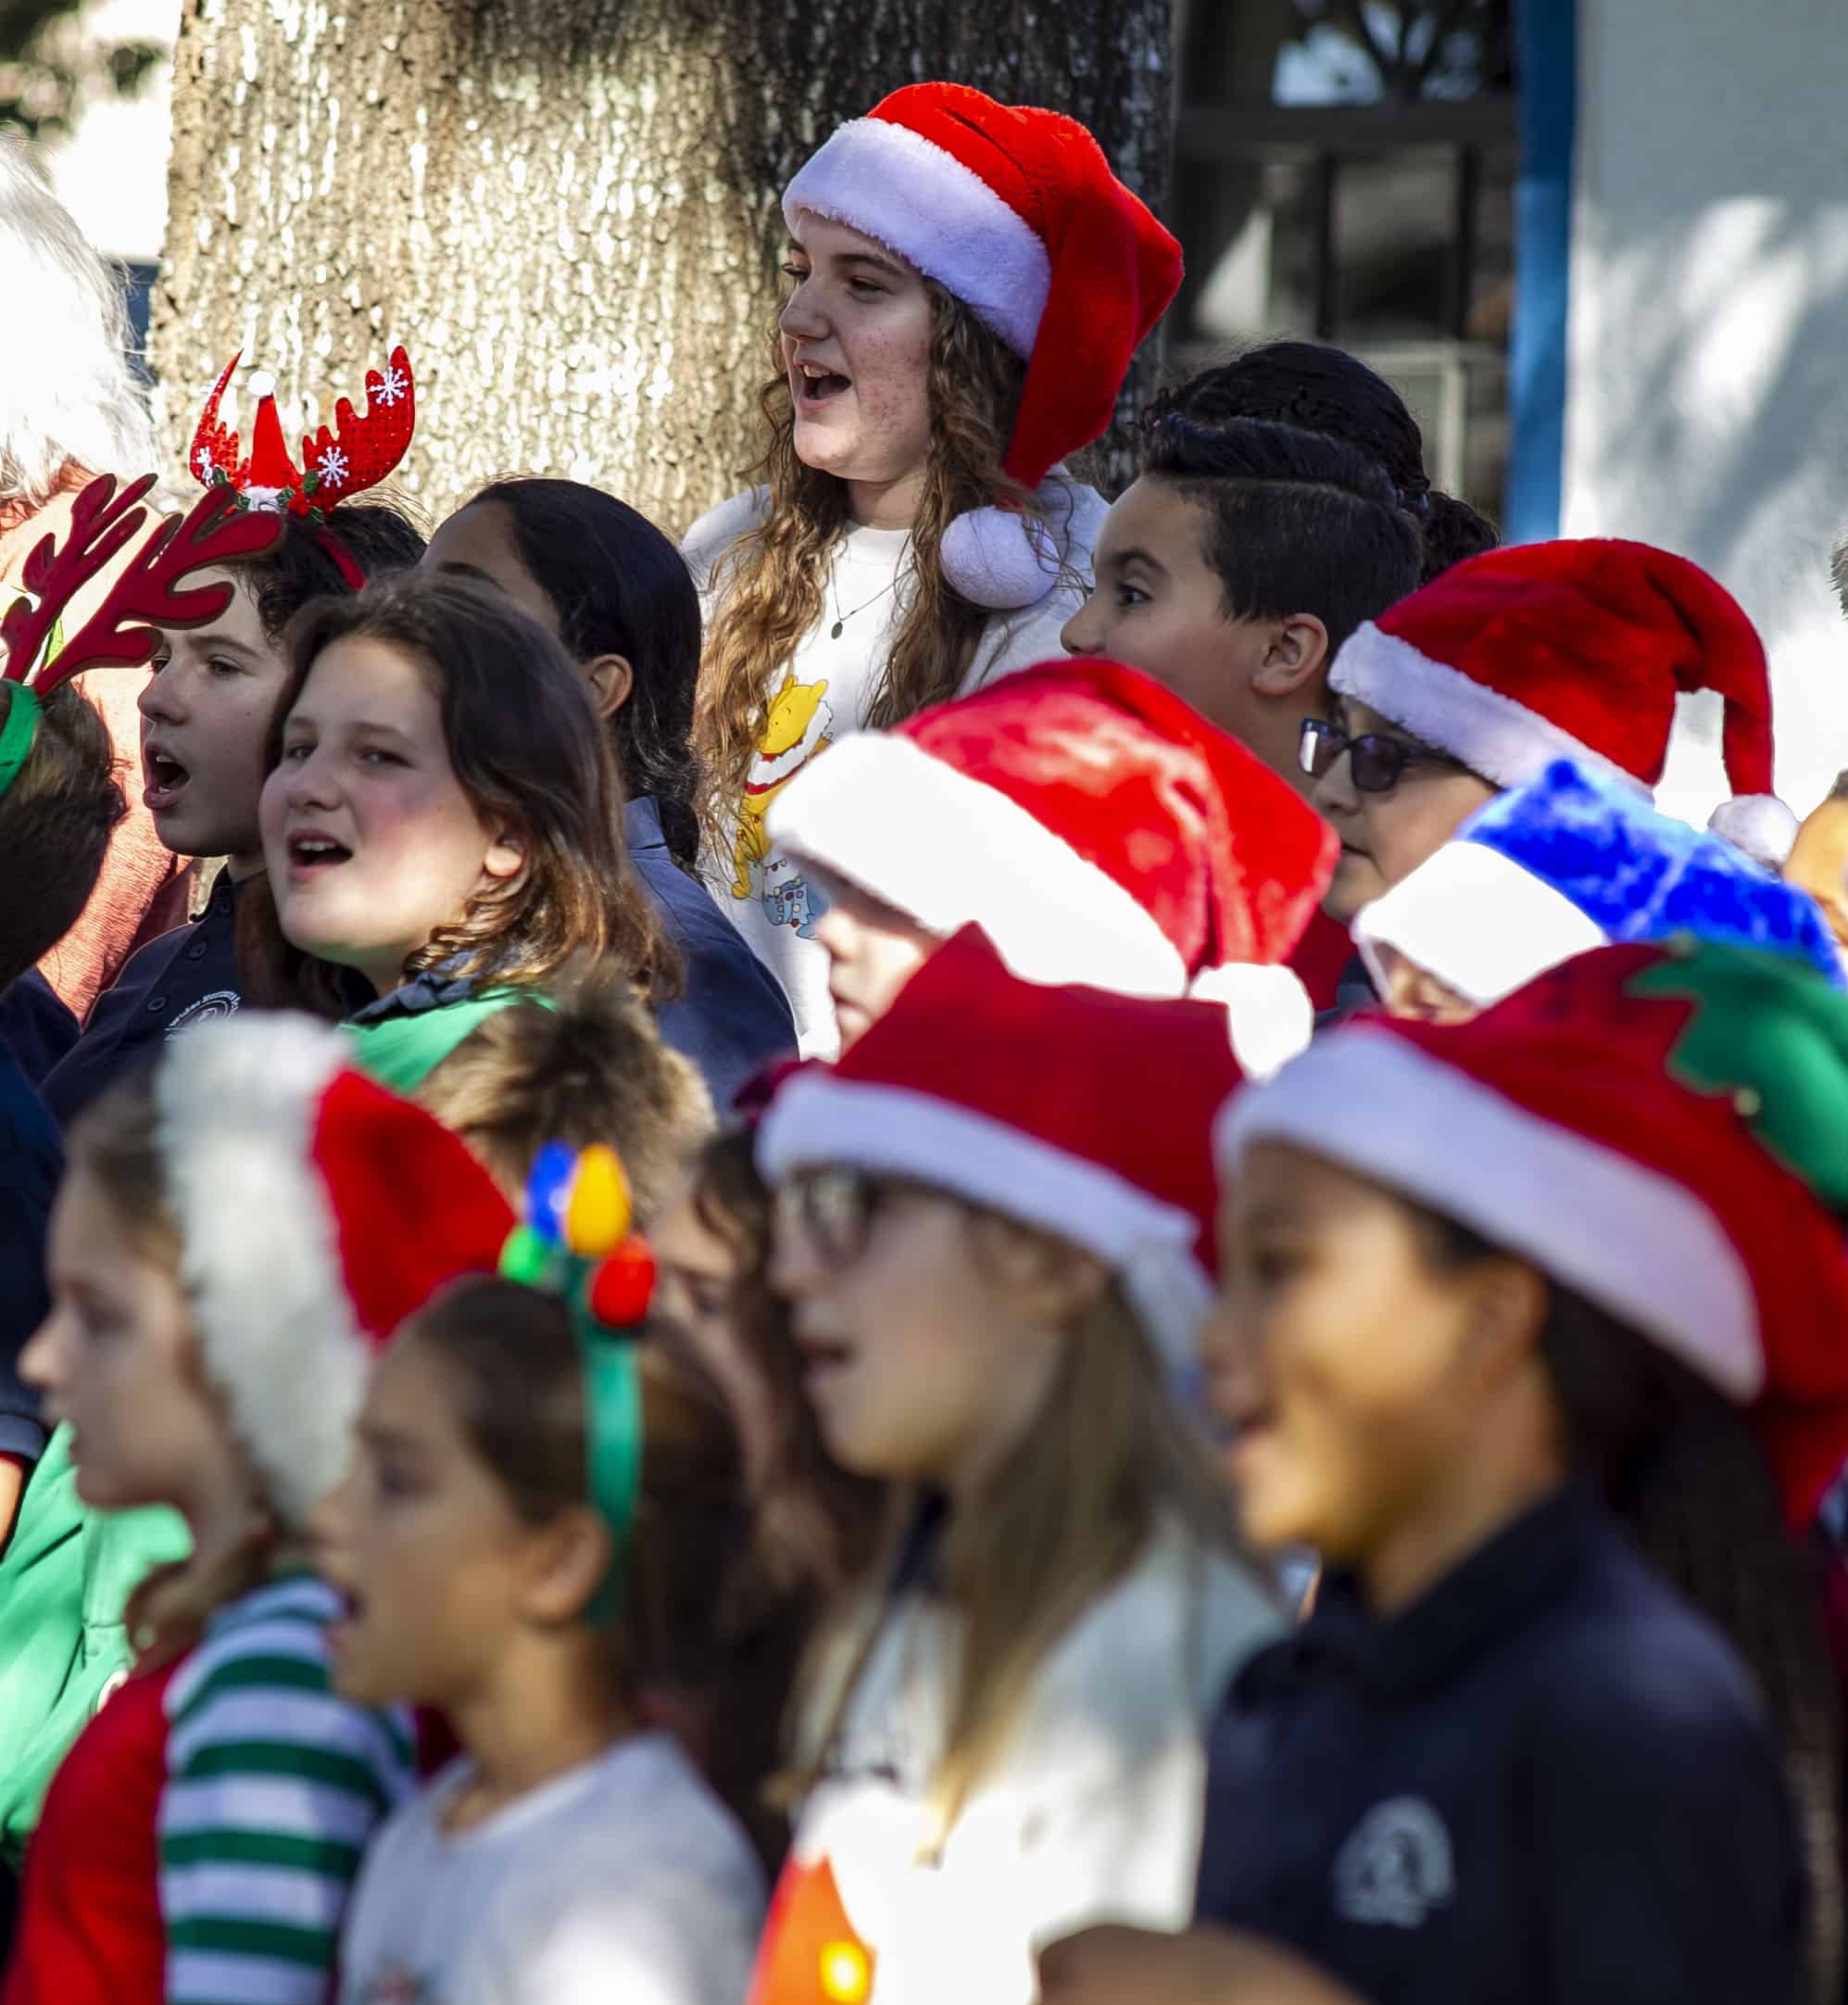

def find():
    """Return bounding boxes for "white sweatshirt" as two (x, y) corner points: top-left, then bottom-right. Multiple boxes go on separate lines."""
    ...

(683, 481), (1106, 1057)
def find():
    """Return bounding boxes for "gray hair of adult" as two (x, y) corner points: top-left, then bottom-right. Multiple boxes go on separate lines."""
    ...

(0, 133), (157, 511)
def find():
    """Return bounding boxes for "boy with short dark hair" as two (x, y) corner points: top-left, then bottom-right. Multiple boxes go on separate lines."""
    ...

(1062, 410), (1424, 794)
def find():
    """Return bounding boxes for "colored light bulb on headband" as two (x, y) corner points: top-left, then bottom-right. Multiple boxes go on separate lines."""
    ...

(588, 1237), (657, 1330)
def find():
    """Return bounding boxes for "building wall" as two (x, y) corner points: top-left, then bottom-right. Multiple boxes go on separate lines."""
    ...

(1564, 0), (1848, 821)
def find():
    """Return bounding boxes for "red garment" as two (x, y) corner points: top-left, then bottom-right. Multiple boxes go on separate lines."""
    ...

(4, 1659), (177, 2005)
(1288, 907), (1353, 1013)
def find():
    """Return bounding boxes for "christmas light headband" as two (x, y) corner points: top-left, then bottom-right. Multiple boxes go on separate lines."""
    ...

(497, 1141), (659, 1625)
(0, 473), (284, 802)
(190, 346), (418, 588)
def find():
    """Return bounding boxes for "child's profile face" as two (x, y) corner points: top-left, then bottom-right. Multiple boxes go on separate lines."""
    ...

(21, 1165), (243, 1515)
(259, 637), (524, 996)
(312, 1330), (539, 1710)
(139, 568), (289, 869)
(1061, 477), (1297, 765)
(780, 210), (936, 504)
(1313, 698), (1497, 925)
(811, 871), (941, 1050)
(1201, 1140), (1510, 1576)
(769, 1172), (1066, 1496)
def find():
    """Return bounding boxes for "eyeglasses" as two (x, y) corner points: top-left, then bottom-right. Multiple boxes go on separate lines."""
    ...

(1299, 717), (1470, 794)
(773, 1166), (902, 1269)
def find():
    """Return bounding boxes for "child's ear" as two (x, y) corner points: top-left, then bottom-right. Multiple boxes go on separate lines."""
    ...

(521, 1506), (617, 1629)
(1251, 613), (1331, 700)
(483, 824), (525, 881)
(1464, 1256), (1550, 1391)
(585, 653), (634, 719)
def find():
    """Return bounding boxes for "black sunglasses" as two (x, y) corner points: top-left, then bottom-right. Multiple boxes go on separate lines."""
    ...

(1299, 717), (1470, 794)
(773, 1166), (904, 1268)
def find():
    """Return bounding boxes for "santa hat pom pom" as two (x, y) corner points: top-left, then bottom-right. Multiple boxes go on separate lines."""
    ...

(1708, 793), (1799, 871)
(245, 370), (277, 404)
(1189, 963), (1314, 1079)
(940, 505), (1062, 611)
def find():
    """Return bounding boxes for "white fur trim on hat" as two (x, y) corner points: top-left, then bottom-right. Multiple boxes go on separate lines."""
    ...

(1708, 793), (1799, 871)
(759, 1073), (1213, 1367)
(1353, 841), (1609, 1009)
(1215, 1026), (1762, 1399)
(1329, 624), (1647, 794)
(769, 732), (1192, 995)
(1188, 963), (1314, 1078)
(940, 504), (1063, 610)
(155, 1013), (369, 1528)
(784, 118), (1051, 357)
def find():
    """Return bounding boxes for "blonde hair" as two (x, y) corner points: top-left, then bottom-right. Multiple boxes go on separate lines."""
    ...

(791, 1236), (1258, 1844)
(66, 1075), (284, 1670)
(695, 284), (1054, 835)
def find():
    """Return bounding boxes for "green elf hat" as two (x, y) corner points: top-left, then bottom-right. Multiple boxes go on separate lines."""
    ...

(0, 472), (283, 801)
(499, 1141), (658, 1624)
(1219, 938), (1848, 1527)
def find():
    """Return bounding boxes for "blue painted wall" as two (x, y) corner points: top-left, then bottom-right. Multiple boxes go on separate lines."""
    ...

(1506, 0), (1577, 543)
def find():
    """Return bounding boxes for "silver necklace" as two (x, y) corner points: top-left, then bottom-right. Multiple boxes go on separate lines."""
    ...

(828, 540), (911, 639)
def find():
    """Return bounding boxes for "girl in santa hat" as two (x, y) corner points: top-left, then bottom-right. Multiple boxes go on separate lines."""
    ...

(253, 569), (679, 1091)
(685, 82), (1182, 1058)
(1303, 537), (1797, 946)
(6, 1014), (516, 2005)
(747, 926), (1280, 2005)
(315, 1160), (781, 2001)
(1048, 939), (1846, 2005)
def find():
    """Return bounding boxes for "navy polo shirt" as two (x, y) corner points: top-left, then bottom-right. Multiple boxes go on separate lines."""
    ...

(1195, 1485), (1805, 2005)
(0, 1039), (59, 1464)
(41, 874), (242, 1129)
(0, 973), (78, 1088)
(626, 796), (796, 1113)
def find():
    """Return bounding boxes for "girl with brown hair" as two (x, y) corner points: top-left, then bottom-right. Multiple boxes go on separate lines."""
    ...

(686, 82), (1182, 1058)
(315, 1188), (773, 2002)
(745, 928), (1280, 2005)
(253, 569), (679, 1091)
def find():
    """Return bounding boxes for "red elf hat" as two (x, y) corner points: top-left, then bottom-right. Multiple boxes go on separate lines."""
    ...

(767, 656), (1336, 1075)
(784, 83), (1181, 610)
(757, 925), (1247, 1366)
(155, 1013), (513, 1526)
(1327, 537), (1797, 863)
(1218, 939), (1848, 1527)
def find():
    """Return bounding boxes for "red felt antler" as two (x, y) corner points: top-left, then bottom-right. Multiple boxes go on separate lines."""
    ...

(189, 351), (248, 488)
(0, 474), (284, 696)
(298, 346), (415, 508)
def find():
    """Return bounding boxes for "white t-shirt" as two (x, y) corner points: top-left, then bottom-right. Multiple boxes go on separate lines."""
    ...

(683, 482), (1106, 1058)
(337, 1732), (765, 2005)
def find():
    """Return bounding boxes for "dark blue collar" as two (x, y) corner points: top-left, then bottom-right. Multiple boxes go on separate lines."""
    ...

(347, 965), (476, 1025)
(623, 793), (668, 857)
(1239, 1482), (1598, 1702)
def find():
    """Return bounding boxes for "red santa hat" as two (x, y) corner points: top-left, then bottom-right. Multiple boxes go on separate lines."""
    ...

(1328, 538), (1797, 863)
(1217, 939), (1848, 1526)
(765, 657), (1338, 1075)
(154, 1013), (514, 1526)
(784, 83), (1182, 610)
(759, 926), (1244, 1366)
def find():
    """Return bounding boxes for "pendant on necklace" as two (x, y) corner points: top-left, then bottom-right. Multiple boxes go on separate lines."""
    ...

(830, 620), (845, 639)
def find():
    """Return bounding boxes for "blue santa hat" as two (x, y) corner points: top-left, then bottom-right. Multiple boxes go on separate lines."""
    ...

(1355, 758), (1846, 1008)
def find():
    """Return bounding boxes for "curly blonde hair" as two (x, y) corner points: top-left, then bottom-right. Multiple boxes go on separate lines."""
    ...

(695, 285), (1044, 832)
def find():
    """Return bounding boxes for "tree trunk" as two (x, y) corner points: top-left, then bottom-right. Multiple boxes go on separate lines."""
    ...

(151, 0), (1174, 537)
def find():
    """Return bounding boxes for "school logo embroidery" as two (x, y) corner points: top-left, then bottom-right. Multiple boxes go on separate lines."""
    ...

(1332, 1796), (1454, 1929)
(166, 990), (241, 1038)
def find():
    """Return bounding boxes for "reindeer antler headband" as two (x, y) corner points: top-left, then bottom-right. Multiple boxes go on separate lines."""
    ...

(190, 347), (417, 587)
(0, 475), (283, 801)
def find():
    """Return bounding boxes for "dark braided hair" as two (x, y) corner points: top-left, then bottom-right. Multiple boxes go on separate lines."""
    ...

(1150, 342), (1499, 584)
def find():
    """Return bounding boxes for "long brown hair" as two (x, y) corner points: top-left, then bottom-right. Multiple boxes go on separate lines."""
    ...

(1421, 1209), (1844, 2005)
(791, 1222), (1260, 1845)
(407, 1277), (812, 1873)
(695, 284), (1055, 834)
(242, 572), (680, 1016)
(69, 1073), (284, 1671)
